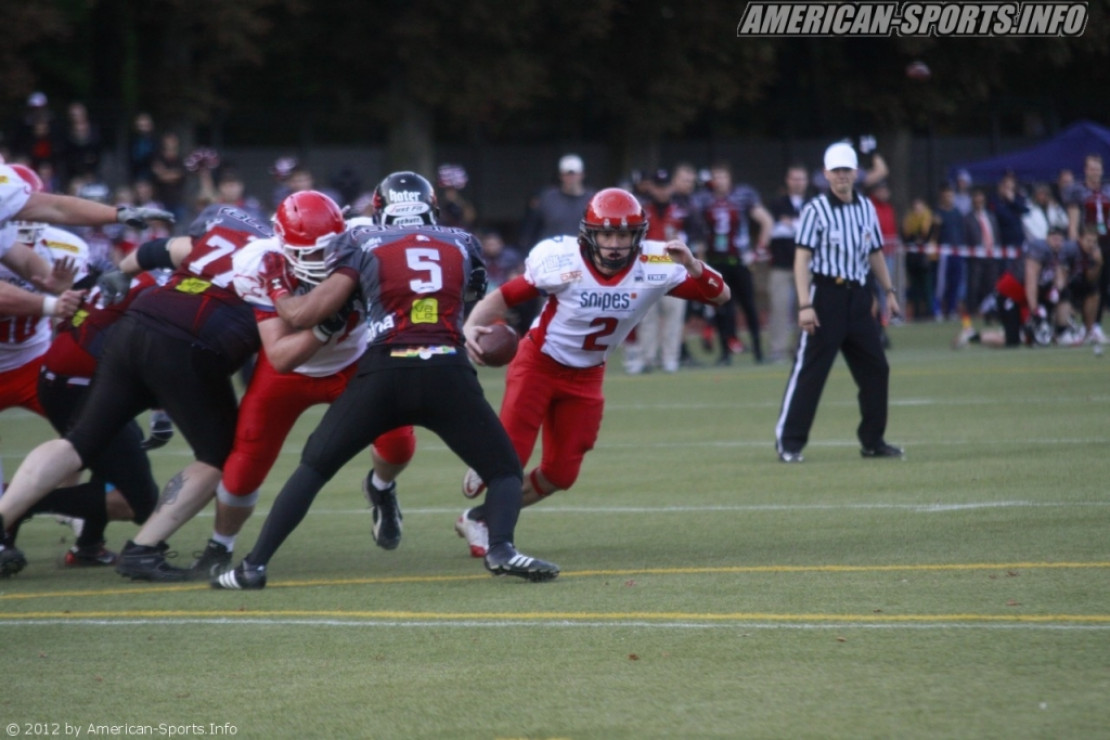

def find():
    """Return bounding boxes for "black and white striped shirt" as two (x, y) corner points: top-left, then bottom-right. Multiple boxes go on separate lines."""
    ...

(795, 191), (882, 284)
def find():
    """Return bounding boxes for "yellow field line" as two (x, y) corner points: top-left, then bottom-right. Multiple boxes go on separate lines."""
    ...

(0, 561), (1106, 601)
(1, 609), (1108, 624)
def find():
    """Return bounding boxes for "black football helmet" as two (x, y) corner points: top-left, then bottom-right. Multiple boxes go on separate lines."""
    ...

(371, 171), (439, 227)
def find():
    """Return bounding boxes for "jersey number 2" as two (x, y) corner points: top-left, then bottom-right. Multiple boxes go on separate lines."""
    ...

(583, 317), (618, 351)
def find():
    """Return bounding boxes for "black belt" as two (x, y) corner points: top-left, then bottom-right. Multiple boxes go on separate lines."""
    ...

(812, 274), (866, 289)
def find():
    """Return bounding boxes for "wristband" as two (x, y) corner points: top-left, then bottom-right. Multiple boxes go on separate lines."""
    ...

(798, 304), (813, 311)
(42, 295), (58, 316)
(690, 262), (726, 300)
(312, 325), (331, 343)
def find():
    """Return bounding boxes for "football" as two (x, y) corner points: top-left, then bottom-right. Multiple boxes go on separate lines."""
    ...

(477, 323), (519, 367)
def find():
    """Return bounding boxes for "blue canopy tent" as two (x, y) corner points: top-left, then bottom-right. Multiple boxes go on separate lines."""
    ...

(949, 120), (1110, 185)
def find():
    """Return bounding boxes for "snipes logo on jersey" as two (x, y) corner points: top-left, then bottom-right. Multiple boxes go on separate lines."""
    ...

(579, 291), (634, 311)
(737, 2), (1088, 37)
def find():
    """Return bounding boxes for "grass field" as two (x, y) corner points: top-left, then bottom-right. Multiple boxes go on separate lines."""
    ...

(1, 321), (1107, 739)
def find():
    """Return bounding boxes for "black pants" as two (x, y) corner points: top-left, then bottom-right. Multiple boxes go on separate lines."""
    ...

(38, 371), (159, 525)
(775, 278), (890, 454)
(709, 260), (762, 361)
(246, 360), (523, 566)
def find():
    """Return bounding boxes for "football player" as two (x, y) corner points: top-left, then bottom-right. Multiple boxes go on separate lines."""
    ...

(172, 191), (416, 581)
(454, 187), (731, 558)
(213, 172), (558, 588)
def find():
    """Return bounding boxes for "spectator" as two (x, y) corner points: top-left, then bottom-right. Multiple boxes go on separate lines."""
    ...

(964, 187), (1003, 317)
(436, 163), (477, 229)
(519, 153), (595, 250)
(151, 132), (187, 225)
(10, 92), (62, 176)
(932, 184), (970, 322)
(766, 164), (811, 363)
(1023, 182), (1070, 242)
(330, 167), (362, 210)
(691, 160), (772, 364)
(1066, 153), (1110, 334)
(61, 102), (102, 186)
(902, 196), (935, 321)
(868, 181), (901, 320)
(989, 172), (1029, 273)
(952, 169), (974, 216)
(128, 112), (157, 183)
(1053, 167), (1076, 207)
(268, 155), (298, 210)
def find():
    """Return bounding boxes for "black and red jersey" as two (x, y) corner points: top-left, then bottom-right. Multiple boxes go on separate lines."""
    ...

(329, 223), (484, 366)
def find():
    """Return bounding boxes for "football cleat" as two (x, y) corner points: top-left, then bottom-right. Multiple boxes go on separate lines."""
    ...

(211, 561), (267, 590)
(455, 509), (489, 558)
(484, 543), (559, 582)
(63, 542), (119, 567)
(461, 468), (486, 499)
(0, 542), (28, 578)
(115, 540), (190, 582)
(777, 450), (804, 463)
(860, 442), (905, 459)
(364, 477), (402, 550)
(189, 539), (232, 579)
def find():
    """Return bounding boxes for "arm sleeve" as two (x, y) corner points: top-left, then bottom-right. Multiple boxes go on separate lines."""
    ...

(499, 274), (542, 306)
(135, 238), (175, 270)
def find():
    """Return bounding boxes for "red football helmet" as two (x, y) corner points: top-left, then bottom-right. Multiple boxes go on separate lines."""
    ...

(9, 164), (46, 245)
(273, 190), (345, 285)
(579, 187), (648, 271)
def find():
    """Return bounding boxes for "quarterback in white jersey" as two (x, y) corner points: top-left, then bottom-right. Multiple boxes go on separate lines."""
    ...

(453, 187), (730, 558)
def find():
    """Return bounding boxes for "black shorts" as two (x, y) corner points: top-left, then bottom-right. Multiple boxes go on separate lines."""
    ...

(301, 359), (520, 484)
(66, 314), (239, 469)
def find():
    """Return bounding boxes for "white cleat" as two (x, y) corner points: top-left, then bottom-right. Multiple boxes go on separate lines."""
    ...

(454, 510), (489, 558)
(461, 468), (486, 499)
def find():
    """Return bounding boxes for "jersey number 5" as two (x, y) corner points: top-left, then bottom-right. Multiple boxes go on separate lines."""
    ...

(583, 317), (618, 351)
(406, 248), (443, 294)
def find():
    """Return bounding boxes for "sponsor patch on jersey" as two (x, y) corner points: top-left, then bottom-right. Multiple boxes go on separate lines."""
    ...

(411, 297), (439, 324)
(559, 270), (582, 283)
(541, 254), (575, 273)
(641, 254), (672, 264)
(578, 291), (633, 311)
(71, 308), (89, 327)
(390, 345), (458, 359)
(175, 277), (212, 294)
(46, 240), (81, 254)
(367, 314), (395, 340)
(646, 273), (667, 282)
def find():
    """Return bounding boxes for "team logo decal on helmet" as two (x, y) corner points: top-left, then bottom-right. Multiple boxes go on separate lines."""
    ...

(579, 187), (648, 272)
(273, 190), (345, 285)
(372, 171), (439, 227)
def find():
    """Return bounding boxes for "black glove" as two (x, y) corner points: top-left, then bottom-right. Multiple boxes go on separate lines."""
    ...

(117, 205), (175, 228)
(96, 270), (131, 305)
(465, 264), (488, 303)
(312, 303), (352, 342)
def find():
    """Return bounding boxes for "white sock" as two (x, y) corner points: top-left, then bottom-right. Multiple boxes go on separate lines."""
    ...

(212, 531), (236, 551)
(371, 472), (392, 490)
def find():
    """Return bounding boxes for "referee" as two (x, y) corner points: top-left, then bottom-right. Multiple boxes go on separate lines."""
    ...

(774, 141), (903, 462)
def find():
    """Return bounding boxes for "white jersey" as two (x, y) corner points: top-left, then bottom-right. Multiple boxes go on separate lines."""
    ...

(0, 165), (34, 260)
(524, 236), (690, 368)
(231, 237), (368, 378)
(0, 226), (91, 373)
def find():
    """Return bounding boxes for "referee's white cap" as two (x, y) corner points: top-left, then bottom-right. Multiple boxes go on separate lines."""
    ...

(824, 142), (859, 171)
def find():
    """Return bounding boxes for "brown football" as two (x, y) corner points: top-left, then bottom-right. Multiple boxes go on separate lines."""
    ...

(477, 324), (519, 367)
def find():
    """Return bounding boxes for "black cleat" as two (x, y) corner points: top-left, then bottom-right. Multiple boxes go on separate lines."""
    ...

(364, 477), (402, 550)
(211, 561), (267, 590)
(140, 413), (175, 450)
(189, 539), (232, 579)
(860, 441), (905, 459)
(115, 540), (190, 582)
(63, 542), (118, 567)
(484, 543), (559, 582)
(0, 543), (27, 577)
